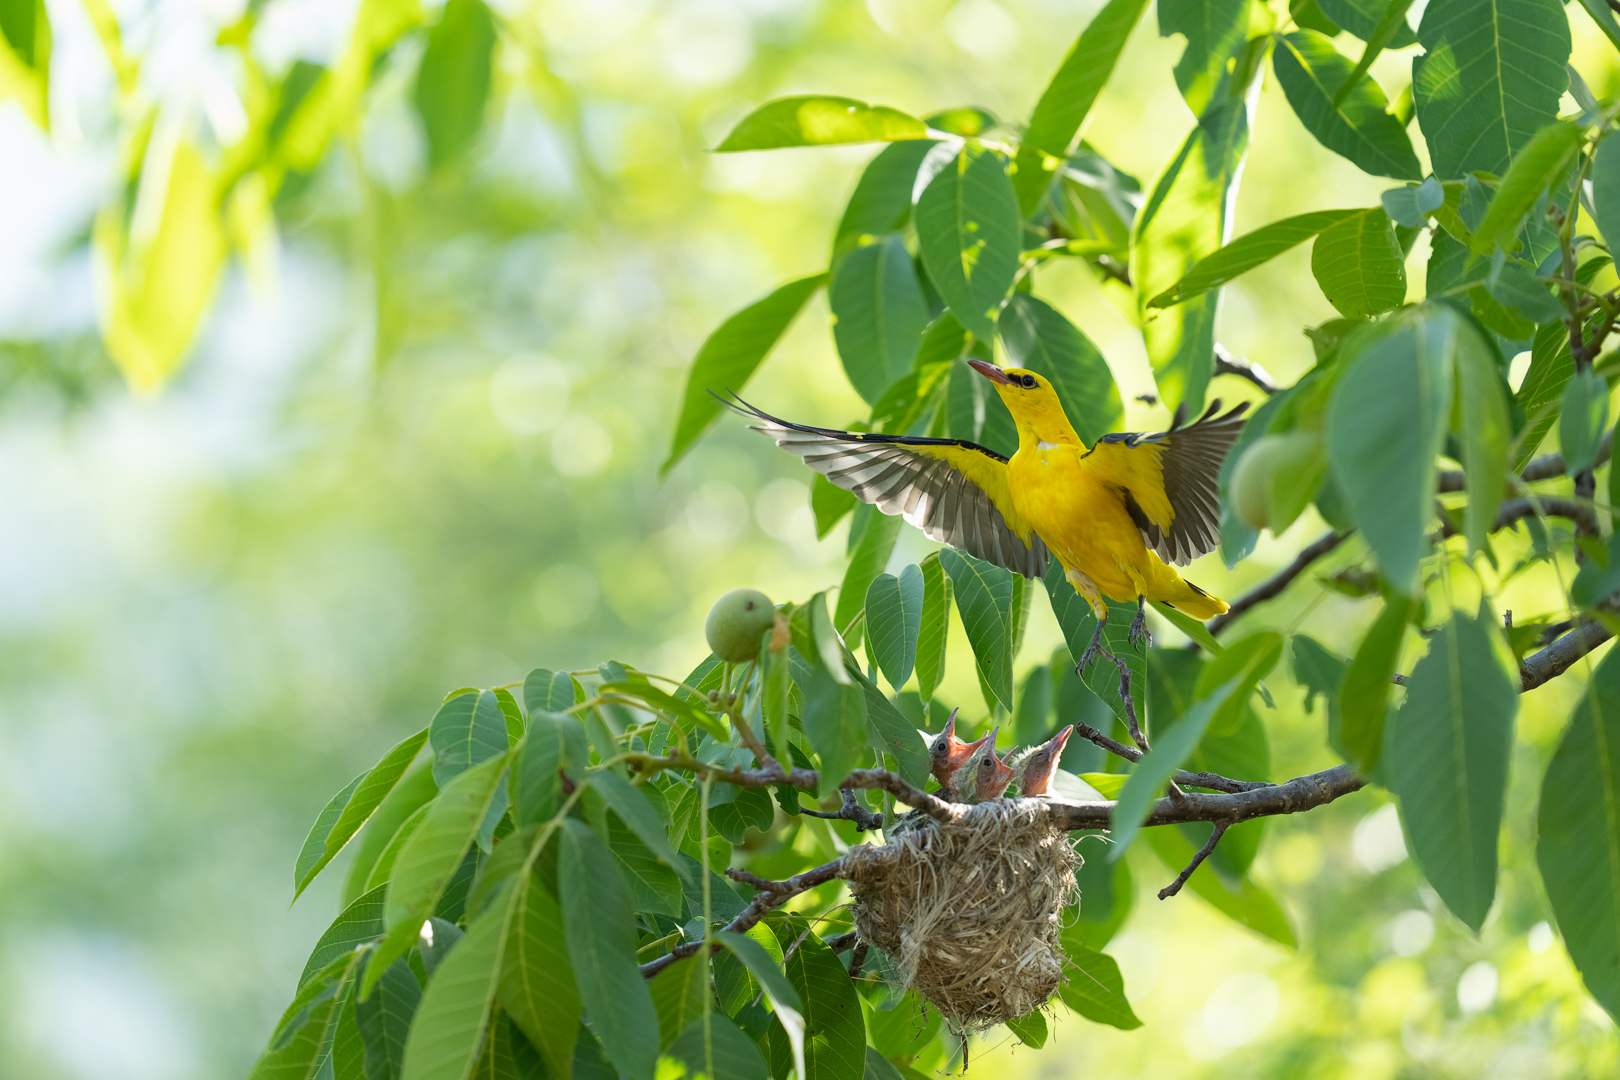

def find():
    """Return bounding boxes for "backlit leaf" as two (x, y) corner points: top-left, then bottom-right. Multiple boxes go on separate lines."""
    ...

(1310, 208), (1407, 318)
(716, 96), (928, 152)
(830, 235), (929, 405)
(835, 505), (903, 646)
(915, 148), (1021, 339)
(663, 274), (828, 474)
(866, 566), (924, 692)
(834, 141), (939, 256)
(294, 727), (431, 901)
(914, 553), (952, 703)
(1559, 369), (1609, 478)
(939, 549), (1017, 711)
(1273, 31), (1420, 180)
(412, 0), (496, 170)
(1147, 210), (1359, 308)
(1339, 597), (1413, 773)
(1158, 0), (1250, 114)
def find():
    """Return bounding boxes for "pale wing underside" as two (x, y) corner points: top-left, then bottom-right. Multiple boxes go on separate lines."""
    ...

(1098, 400), (1250, 566)
(724, 398), (1050, 579)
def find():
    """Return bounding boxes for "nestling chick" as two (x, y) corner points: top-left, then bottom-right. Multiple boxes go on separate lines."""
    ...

(955, 728), (1017, 804)
(1010, 725), (1074, 797)
(927, 708), (993, 791)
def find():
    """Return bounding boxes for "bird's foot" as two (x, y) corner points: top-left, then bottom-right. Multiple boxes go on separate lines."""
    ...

(1074, 615), (1110, 676)
(1128, 598), (1152, 650)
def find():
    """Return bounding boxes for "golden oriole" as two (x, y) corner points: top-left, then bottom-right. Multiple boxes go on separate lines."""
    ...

(724, 360), (1246, 674)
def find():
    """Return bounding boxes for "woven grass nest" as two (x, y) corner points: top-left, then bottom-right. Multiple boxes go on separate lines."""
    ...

(844, 798), (1077, 1033)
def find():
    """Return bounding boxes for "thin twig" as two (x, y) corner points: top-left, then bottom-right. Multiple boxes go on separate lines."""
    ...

(848, 942), (870, 980)
(1436, 433), (1612, 491)
(801, 788), (884, 831)
(1074, 723), (1273, 793)
(1209, 531), (1350, 637)
(825, 931), (859, 953)
(1213, 343), (1279, 396)
(1158, 822), (1229, 899)
(640, 857), (846, 977)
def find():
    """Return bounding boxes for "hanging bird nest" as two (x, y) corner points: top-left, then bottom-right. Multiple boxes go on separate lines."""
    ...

(843, 798), (1077, 1033)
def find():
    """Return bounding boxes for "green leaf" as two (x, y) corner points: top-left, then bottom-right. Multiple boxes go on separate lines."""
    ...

(608, 813), (682, 918)
(559, 819), (659, 1080)
(1381, 177), (1445, 228)
(709, 785), (774, 845)
(1148, 209), (1359, 309)
(663, 274), (829, 474)
(1593, 135), (1620, 253)
(866, 566), (924, 692)
(835, 505), (903, 645)
(1005, 1010), (1047, 1048)
(1141, 827), (1297, 948)
(250, 953), (363, 1080)
(299, 884), (387, 989)
(1325, 307), (1454, 593)
(915, 148), (1021, 339)
(1515, 320), (1578, 467)
(1386, 609), (1518, 931)
(650, 954), (710, 1050)
(811, 473), (858, 539)
(369, 753), (512, 995)
(1273, 32), (1421, 180)
(939, 549), (1018, 711)
(499, 871), (580, 1080)
(295, 728), (431, 901)
(513, 711), (588, 827)
(834, 142), (939, 256)
(1013, 0), (1153, 213)
(411, 0), (496, 170)
(763, 927), (866, 1080)
(1471, 120), (1585, 257)
(716, 96), (928, 152)
(523, 669), (575, 715)
(364, 803), (432, 896)
(1066, 842), (1133, 949)
(945, 350), (1018, 457)
(1560, 369), (1610, 478)
(830, 235), (930, 405)
(357, 958), (420, 1080)
(806, 590), (851, 684)
(1331, 0), (1419, 109)
(1158, 0), (1251, 114)
(591, 770), (687, 882)
(1044, 562), (1143, 729)
(665, 1015), (771, 1080)
(1453, 315), (1512, 555)
(1310, 208), (1407, 318)
(1413, 0), (1571, 179)
(1148, 599), (1223, 653)
(1318, 0), (1418, 46)
(1571, 533), (1620, 609)
(998, 293), (1122, 444)
(431, 690), (509, 788)
(1055, 941), (1142, 1029)
(1538, 645), (1620, 1024)
(850, 664), (930, 788)
(1133, 74), (1257, 411)
(1339, 597), (1413, 773)
(1486, 262), (1564, 325)
(1013, 663), (1054, 747)
(400, 883), (517, 1080)
(914, 554), (951, 703)
(715, 931), (802, 1012)
(344, 765), (439, 907)
(1193, 632), (1282, 736)
(801, 662), (869, 799)
(1110, 677), (1243, 856)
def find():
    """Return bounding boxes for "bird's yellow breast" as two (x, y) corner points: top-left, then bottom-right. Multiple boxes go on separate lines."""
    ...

(1008, 444), (1147, 598)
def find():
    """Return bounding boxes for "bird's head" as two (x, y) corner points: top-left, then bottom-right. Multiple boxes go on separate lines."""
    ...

(957, 727), (1017, 804)
(926, 708), (992, 788)
(966, 360), (1076, 442)
(1018, 725), (1074, 798)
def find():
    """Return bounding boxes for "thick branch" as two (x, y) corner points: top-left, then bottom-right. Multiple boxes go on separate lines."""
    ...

(1213, 343), (1279, 396)
(1046, 764), (1366, 830)
(1521, 621), (1613, 692)
(1436, 496), (1594, 540)
(640, 857), (846, 977)
(1209, 531), (1350, 637)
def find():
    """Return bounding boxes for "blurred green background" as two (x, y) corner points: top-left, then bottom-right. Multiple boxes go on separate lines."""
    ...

(4, 0), (1620, 1077)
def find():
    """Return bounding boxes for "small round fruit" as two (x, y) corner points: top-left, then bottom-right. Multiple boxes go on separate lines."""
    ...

(705, 588), (777, 662)
(1230, 435), (1291, 531)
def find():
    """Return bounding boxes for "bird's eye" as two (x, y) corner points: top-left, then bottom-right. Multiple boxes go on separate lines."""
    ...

(1020, 374), (1037, 389)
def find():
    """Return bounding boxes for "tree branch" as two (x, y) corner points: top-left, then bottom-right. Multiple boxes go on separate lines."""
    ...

(1213, 343), (1278, 396)
(800, 788), (884, 831)
(1521, 620), (1613, 692)
(1073, 723), (1273, 793)
(640, 857), (846, 977)
(1436, 433), (1612, 491)
(1209, 531), (1350, 637)
(1158, 822), (1228, 899)
(1046, 764), (1366, 829)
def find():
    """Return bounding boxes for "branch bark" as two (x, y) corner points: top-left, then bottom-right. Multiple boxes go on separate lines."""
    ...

(1209, 531), (1350, 637)
(1213, 343), (1279, 396)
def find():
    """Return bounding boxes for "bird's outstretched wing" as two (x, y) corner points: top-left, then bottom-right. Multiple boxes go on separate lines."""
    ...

(1082, 399), (1250, 566)
(720, 395), (1050, 578)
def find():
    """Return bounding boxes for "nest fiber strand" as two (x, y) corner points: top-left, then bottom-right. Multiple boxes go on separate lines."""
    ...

(844, 799), (1077, 1032)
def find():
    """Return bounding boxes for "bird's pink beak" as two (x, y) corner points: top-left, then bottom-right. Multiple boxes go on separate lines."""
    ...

(967, 358), (1014, 385)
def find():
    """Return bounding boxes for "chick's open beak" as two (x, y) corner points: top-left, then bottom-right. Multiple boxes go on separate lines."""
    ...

(967, 358), (1014, 385)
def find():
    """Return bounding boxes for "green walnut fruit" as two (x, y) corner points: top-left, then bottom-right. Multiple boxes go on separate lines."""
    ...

(705, 588), (777, 662)
(1230, 435), (1292, 531)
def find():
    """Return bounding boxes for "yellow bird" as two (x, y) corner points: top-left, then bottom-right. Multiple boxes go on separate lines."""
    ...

(722, 360), (1246, 679)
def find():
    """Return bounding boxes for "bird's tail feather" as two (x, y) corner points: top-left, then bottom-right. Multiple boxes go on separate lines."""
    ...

(1160, 576), (1227, 620)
